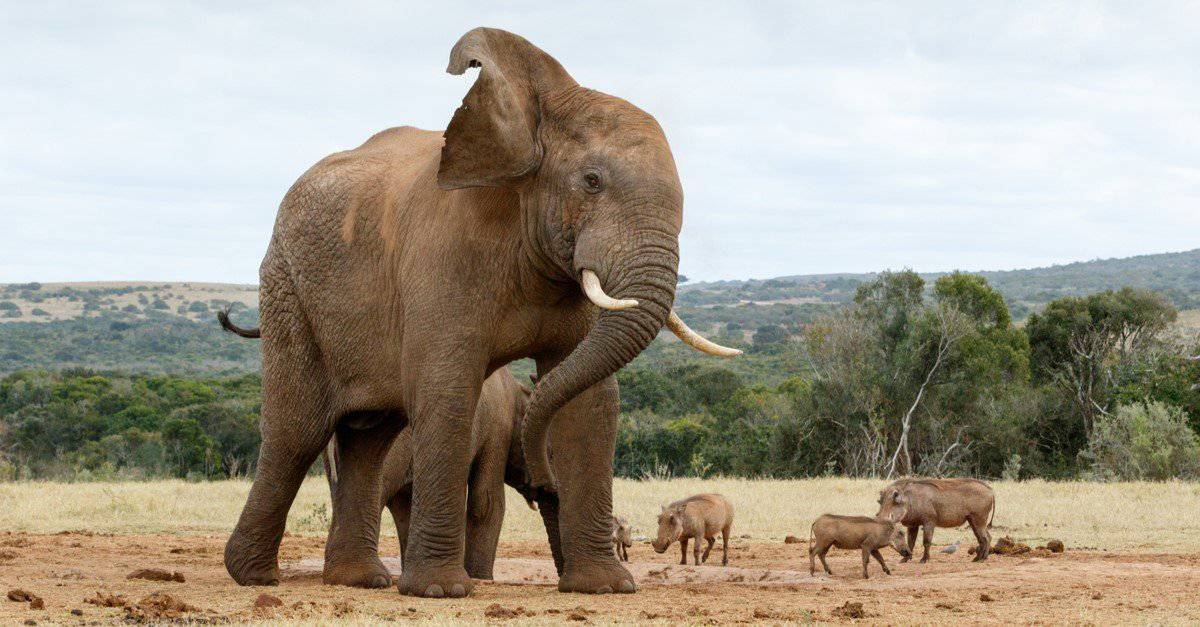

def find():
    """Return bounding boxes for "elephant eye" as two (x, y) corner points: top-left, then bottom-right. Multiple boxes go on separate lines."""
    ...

(582, 170), (603, 193)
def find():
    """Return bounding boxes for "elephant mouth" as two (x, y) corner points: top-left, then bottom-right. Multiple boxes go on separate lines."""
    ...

(579, 269), (741, 357)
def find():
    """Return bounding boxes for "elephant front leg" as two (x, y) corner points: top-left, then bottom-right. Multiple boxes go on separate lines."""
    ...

(398, 384), (480, 598)
(323, 418), (402, 588)
(543, 374), (635, 594)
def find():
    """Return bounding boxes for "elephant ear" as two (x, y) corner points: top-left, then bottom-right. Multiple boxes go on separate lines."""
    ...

(438, 27), (576, 189)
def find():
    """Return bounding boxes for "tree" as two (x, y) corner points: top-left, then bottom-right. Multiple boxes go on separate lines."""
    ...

(1027, 288), (1176, 435)
(752, 324), (788, 351)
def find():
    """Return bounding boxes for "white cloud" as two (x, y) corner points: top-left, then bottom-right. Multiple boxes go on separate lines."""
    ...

(2, 1), (1198, 282)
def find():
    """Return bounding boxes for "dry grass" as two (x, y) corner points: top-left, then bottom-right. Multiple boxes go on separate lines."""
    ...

(1176, 309), (1200, 331)
(0, 281), (257, 322)
(2, 477), (1199, 552)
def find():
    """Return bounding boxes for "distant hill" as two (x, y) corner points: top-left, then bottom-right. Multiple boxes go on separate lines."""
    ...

(2, 248), (1197, 375)
(679, 248), (1200, 321)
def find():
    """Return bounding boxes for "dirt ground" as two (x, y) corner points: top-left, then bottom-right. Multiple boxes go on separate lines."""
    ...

(2, 531), (1200, 625)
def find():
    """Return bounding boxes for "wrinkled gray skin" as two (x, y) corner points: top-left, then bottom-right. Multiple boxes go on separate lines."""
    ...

(808, 514), (911, 579)
(876, 478), (996, 563)
(224, 27), (699, 598)
(651, 493), (734, 566)
(325, 368), (562, 581)
(611, 516), (632, 562)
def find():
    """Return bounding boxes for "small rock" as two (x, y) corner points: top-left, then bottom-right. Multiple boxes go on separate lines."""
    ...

(784, 535), (802, 544)
(254, 594), (283, 609)
(29, 597), (44, 610)
(22, 620), (36, 626)
(1091, 592), (1103, 600)
(70, 609), (83, 616)
(980, 593), (994, 602)
(1047, 539), (1065, 553)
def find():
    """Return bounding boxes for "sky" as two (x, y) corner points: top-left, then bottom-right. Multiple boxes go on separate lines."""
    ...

(2, 1), (1198, 283)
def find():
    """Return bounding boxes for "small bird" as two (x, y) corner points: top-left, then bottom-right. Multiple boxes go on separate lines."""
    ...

(940, 540), (961, 555)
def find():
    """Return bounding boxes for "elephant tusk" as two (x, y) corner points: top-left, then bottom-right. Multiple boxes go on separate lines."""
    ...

(581, 269), (639, 311)
(666, 311), (743, 357)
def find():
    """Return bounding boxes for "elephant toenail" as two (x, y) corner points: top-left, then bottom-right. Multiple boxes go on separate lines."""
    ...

(424, 584), (445, 598)
(595, 585), (612, 594)
(617, 579), (636, 593)
(449, 583), (466, 597)
(372, 575), (390, 588)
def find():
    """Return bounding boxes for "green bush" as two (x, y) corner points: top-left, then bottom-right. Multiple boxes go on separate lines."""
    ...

(1082, 402), (1200, 480)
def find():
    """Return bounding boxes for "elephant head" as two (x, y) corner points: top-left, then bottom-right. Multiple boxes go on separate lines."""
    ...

(438, 28), (739, 492)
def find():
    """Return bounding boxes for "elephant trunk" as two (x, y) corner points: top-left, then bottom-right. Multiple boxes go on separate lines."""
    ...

(522, 249), (676, 491)
(535, 492), (564, 575)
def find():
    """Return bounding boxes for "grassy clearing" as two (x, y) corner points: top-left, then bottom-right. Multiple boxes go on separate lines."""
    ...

(1, 478), (1198, 552)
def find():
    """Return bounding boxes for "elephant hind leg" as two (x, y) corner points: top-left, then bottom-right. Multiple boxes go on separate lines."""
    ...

(324, 412), (404, 588)
(225, 342), (335, 586)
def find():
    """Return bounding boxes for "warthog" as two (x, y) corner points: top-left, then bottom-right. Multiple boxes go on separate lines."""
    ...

(651, 493), (734, 566)
(612, 516), (633, 562)
(876, 477), (996, 563)
(808, 514), (911, 578)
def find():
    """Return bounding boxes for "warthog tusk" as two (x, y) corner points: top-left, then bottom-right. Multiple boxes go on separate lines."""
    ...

(666, 311), (743, 357)
(581, 269), (639, 311)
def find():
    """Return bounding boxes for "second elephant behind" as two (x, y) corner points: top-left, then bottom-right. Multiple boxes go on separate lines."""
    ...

(324, 367), (562, 583)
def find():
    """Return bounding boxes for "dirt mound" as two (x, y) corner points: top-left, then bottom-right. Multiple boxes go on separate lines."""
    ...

(84, 591), (129, 608)
(1046, 539), (1065, 553)
(980, 593), (994, 602)
(127, 568), (186, 582)
(7, 590), (37, 603)
(484, 603), (535, 619)
(6, 589), (43, 609)
(0, 550), (17, 562)
(832, 601), (867, 618)
(124, 592), (199, 622)
(254, 594), (283, 609)
(991, 536), (1032, 556)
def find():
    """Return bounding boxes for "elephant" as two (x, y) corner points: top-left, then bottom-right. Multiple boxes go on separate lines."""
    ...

(323, 367), (559, 581)
(221, 26), (738, 598)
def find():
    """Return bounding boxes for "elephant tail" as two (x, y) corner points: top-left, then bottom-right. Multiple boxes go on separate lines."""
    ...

(217, 307), (261, 338)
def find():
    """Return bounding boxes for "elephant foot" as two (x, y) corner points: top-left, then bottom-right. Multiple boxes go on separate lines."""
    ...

(398, 564), (473, 598)
(919, 556), (930, 564)
(224, 531), (280, 586)
(558, 561), (636, 594)
(323, 556), (392, 588)
(972, 554), (988, 563)
(900, 555), (911, 563)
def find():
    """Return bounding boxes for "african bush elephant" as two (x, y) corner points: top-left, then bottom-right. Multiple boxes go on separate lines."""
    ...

(222, 27), (737, 598)
(324, 367), (556, 581)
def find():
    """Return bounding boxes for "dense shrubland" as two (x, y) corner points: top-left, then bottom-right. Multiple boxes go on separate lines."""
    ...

(1, 269), (1198, 481)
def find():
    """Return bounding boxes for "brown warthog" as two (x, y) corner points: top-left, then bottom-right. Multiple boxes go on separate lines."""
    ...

(876, 478), (996, 563)
(651, 494), (734, 566)
(808, 514), (911, 578)
(612, 516), (632, 562)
